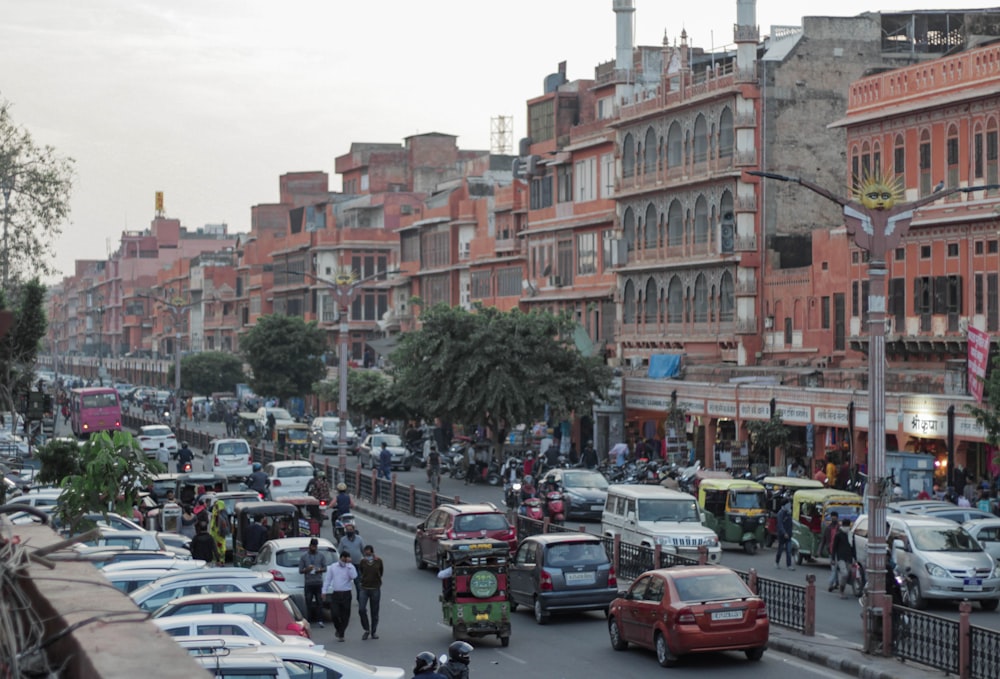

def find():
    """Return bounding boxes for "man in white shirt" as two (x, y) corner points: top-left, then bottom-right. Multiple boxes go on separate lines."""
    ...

(322, 551), (357, 641)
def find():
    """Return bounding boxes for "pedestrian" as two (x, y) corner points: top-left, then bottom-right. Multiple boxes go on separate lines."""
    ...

(357, 544), (383, 640)
(957, 493), (971, 508)
(813, 462), (827, 485)
(208, 499), (230, 566)
(337, 524), (366, 595)
(298, 538), (328, 629)
(439, 641), (473, 679)
(243, 514), (269, 555)
(581, 440), (598, 469)
(610, 442), (629, 467)
(322, 550), (357, 642)
(774, 498), (795, 570)
(832, 518), (856, 599)
(189, 521), (218, 564)
(821, 510), (840, 592)
(378, 441), (393, 480)
(156, 441), (170, 469)
(179, 504), (198, 539)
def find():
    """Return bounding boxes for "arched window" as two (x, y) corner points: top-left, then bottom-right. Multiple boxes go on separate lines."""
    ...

(987, 118), (999, 195)
(893, 133), (905, 183)
(947, 124), (959, 190)
(872, 140), (881, 175)
(718, 108), (734, 159)
(693, 115), (708, 163)
(919, 129), (932, 196)
(623, 280), (636, 324)
(693, 274), (708, 322)
(644, 204), (658, 249)
(622, 207), (636, 252)
(622, 133), (635, 178)
(644, 278), (657, 324)
(719, 191), (735, 253)
(667, 200), (683, 247)
(850, 144), (860, 185)
(861, 141), (871, 178)
(667, 277), (684, 324)
(694, 195), (709, 244)
(667, 122), (682, 168)
(644, 127), (657, 174)
(719, 271), (735, 322)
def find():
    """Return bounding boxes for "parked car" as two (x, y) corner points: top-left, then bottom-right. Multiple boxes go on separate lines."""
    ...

(509, 533), (618, 624)
(917, 506), (996, 524)
(250, 537), (338, 601)
(264, 461), (315, 500)
(138, 424), (178, 459)
(152, 613), (315, 647)
(72, 547), (188, 568)
(963, 518), (1000, 564)
(851, 513), (1000, 610)
(131, 568), (282, 612)
(193, 652), (290, 679)
(80, 529), (190, 557)
(100, 557), (206, 574)
(102, 568), (182, 594)
(538, 468), (610, 521)
(414, 503), (517, 569)
(151, 591), (310, 638)
(222, 646), (407, 679)
(308, 417), (357, 455)
(358, 434), (410, 471)
(257, 407), (296, 432)
(176, 635), (263, 654)
(608, 565), (769, 667)
(204, 438), (254, 478)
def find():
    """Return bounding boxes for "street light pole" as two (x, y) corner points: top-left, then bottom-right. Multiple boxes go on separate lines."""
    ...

(142, 291), (195, 430)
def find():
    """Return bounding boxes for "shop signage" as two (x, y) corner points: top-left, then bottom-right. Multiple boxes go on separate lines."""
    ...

(738, 402), (772, 420)
(624, 394), (672, 410)
(968, 326), (990, 404)
(775, 404), (811, 423)
(903, 413), (947, 436)
(955, 417), (986, 438)
(677, 399), (705, 415)
(707, 400), (738, 418)
(814, 407), (850, 426)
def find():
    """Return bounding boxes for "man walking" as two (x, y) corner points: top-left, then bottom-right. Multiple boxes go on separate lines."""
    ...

(832, 518), (856, 599)
(821, 510), (840, 592)
(774, 498), (795, 570)
(322, 551), (357, 642)
(379, 441), (392, 480)
(298, 538), (328, 628)
(337, 524), (366, 596)
(357, 544), (383, 640)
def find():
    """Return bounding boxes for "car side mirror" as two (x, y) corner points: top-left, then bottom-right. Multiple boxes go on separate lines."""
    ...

(417, 522), (425, 530)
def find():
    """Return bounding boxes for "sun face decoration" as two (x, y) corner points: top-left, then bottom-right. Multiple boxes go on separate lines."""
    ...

(853, 168), (904, 211)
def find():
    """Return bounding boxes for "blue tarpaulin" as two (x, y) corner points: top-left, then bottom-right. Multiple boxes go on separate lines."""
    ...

(647, 354), (682, 379)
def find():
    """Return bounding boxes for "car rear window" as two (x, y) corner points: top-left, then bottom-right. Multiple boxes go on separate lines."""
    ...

(144, 426), (172, 437)
(221, 602), (268, 624)
(455, 513), (508, 532)
(674, 572), (751, 602)
(546, 541), (607, 566)
(195, 624), (249, 637)
(217, 442), (250, 456)
(276, 466), (313, 478)
(276, 547), (336, 568)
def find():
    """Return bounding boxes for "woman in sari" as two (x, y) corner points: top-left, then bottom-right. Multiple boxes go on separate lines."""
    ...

(208, 499), (230, 566)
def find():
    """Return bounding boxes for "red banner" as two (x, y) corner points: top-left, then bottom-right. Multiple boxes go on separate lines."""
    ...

(967, 325), (990, 403)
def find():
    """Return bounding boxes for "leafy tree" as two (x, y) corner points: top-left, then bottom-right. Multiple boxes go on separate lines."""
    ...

(0, 279), (47, 416)
(34, 436), (82, 486)
(55, 430), (164, 534)
(746, 413), (790, 466)
(0, 98), (75, 284)
(390, 304), (612, 455)
(177, 351), (245, 396)
(314, 369), (408, 424)
(967, 352), (1000, 469)
(240, 314), (326, 402)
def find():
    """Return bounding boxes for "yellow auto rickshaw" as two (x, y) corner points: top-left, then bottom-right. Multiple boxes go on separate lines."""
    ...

(697, 478), (769, 554)
(276, 422), (310, 456)
(790, 488), (864, 565)
(760, 476), (824, 547)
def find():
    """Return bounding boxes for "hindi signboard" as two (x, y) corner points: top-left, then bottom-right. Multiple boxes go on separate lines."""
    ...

(968, 325), (990, 404)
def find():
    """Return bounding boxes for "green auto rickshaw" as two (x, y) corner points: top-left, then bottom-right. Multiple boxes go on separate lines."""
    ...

(697, 478), (769, 554)
(438, 538), (511, 647)
(760, 476), (824, 547)
(790, 488), (864, 565)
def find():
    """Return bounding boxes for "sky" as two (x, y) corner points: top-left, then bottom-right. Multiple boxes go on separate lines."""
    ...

(2, 0), (998, 282)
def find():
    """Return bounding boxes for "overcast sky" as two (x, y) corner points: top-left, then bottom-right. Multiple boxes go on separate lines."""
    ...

(2, 0), (996, 282)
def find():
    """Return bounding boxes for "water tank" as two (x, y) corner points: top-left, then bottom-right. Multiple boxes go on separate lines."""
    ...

(543, 72), (567, 94)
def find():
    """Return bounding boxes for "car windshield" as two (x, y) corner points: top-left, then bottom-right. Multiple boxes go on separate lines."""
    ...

(321, 420), (353, 432)
(637, 498), (700, 522)
(909, 525), (982, 552)
(561, 471), (609, 490)
(454, 513), (508, 532)
(674, 572), (751, 602)
(545, 541), (607, 566)
(372, 435), (402, 447)
(143, 426), (172, 437)
(275, 547), (337, 568)
(268, 409), (293, 420)
(730, 491), (767, 510)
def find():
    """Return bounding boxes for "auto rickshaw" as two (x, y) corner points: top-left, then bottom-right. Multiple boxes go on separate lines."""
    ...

(790, 488), (864, 565)
(697, 477), (769, 554)
(760, 476), (824, 547)
(276, 422), (310, 456)
(437, 538), (511, 647)
(280, 494), (324, 536)
(233, 500), (299, 566)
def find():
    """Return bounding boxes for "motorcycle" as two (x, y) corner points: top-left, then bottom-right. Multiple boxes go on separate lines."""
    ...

(676, 460), (703, 494)
(504, 482), (522, 511)
(544, 490), (565, 525)
(333, 512), (358, 541)
(519, 495), (545, 520)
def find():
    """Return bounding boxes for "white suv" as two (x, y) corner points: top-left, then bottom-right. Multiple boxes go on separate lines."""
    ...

(205, 438), (253, 478)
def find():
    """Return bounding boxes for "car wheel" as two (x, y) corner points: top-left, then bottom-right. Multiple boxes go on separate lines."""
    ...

(745, 646), (765, 661)
(500, 635), (510, 647)
(655, 631), (678, 667)
(533, 598), (547, 625)
(795, 549), (804, 566)
(743, 540), (758, 555)
(904, 578), (926, 610)
(981, 599), (999, 612)
(414, 541), (427, 570)
(608, 616), (628, 651)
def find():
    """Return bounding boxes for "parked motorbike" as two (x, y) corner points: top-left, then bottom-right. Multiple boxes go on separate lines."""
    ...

(676, 460), (702, 494)
(544, 490), (565, 525)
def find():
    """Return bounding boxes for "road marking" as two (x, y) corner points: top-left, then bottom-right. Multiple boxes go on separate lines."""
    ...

(494, 651), (526, 665)
(816, 632), (839, 640)
(390, 598), (412, 611)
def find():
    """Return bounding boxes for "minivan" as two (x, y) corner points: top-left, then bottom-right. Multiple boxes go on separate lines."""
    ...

(601, 485), (722, 563)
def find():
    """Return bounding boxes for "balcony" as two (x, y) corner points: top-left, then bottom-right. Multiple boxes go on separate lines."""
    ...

(736, 317), (758, 334)
(735, 235), (757, 252)
(735, 278), (757, 296)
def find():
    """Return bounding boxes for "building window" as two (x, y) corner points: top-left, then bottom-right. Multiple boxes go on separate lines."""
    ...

(895, 247), (905, 261)
(976, 241), (984, 255)
(976, 273), (984, 315)
(419, 230), (450, 268)
(693, 115), (708, 163)
(920, 245), (931, 259)
(990, 240), (999, 254)
(988, 119), (999, 195)
(623, 280), (636, 324)
(575, 157), (596, 202)
(666, 277), (683, 323)
(919, 130), (932, 196)
(893, 134), (905, 182)
(622, 133), (635, 178)
(693, 274), (708, 322)
(974, 127), (984, 179)
(556, 239), (573, 286)
(577, 233), (597, 275)
(719, 272), (734, 322)
(557, 165), (573, 203)
(947, 125), (960, 193)
(852, 252), (859, 264)
(821, 296), (831, 329)
(947, 243), (959, 257)
(496, 267), (520, 297)
(423, 273), (450, 307)
(600, 153), (614, 198)
(602, 229), (614, 271)
(597, 97), (612, 120)
(666, 122), (682, 168)
(470, 271), (491, 299)
(643, 127), (657, 174)
(528, 100), (554, 143)
(718, 108), (734, 159)
(530, 171), (553, 210)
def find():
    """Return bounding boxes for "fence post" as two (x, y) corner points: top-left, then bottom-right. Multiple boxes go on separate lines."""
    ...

(389, 473), (397, 510)
(959, 600), (971, 679)
(698, 545), (708, 565)
(653, 543), (662, 568)
(409, 484), (416, 515)
(748, 567), (758, 594)
(542, 517), (551, 534)
(803, 573), (816, 637)
(613, 534), (621, 577)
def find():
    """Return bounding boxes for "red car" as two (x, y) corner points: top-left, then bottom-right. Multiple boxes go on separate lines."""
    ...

(414, 503), (517, 569)
(150, 591), (310, 638)
(608, 565), (768, 667)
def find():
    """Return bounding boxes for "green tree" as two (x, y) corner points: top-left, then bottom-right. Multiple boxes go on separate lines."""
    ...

(314, 368), (407, 424)
(390, 304), (612, 454)
(746, 413), (790, 466)
(55, 430), (164, 534)
(0, 279), (47, 416)
(240, 314), (326, 402)
(177, 351), (245, 396)
(968, 353), (1000, 469)
(0, 98), (75, 284)
(34, 436), (82, 486)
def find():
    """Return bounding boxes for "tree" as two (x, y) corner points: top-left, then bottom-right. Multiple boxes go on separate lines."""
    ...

(240, 314), (326, 402)
(55, 430), (165, 534)
(0, 98), (75, 285)
(746, 413), (790, 466)
(390, 304), (612, 454)
(314, 368), (407, 424)
(34, 436), (82, 486)
(0, 279), (47, 417)
(178, 351), (245, 396)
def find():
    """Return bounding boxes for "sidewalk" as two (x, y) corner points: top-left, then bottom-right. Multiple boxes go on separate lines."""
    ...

(350, 499), (944, 679)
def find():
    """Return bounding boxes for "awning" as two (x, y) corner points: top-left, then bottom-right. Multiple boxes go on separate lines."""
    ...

(365, 336), (400, 357)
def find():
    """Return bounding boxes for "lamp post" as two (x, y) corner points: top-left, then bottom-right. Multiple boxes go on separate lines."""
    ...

(749, 169), (999, 654)
(142, 291), (195, 430)
(95, 296), (106, 386)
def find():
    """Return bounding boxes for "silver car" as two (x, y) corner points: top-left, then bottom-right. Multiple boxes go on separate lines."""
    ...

(130, 567), (281, 612)
(308, 416), (357, 454)
(358, 433), (410, 471)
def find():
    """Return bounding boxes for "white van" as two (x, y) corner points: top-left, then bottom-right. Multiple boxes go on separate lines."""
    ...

(601, 485), (722, 563)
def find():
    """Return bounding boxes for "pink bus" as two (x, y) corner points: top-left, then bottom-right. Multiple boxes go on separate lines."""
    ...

(70, 387), (123, 437)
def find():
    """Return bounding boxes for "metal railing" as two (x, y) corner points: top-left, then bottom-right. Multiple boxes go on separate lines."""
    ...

(893, 607), (959, 675)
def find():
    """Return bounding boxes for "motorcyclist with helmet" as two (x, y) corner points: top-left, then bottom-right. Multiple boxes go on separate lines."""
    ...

(520, 475), (537, 503)
(333, 482), (354, 522)
(438, 641), (472, 679)
(176, 441), (194, 473)
(306, 469), (332, 504)
(247, 462), (270, 498)
(411, 651), (447, 679)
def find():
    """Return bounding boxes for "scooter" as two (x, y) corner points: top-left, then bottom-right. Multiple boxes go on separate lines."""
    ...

(333, 512), (358, 541)
(544, 490), (566, 525)
(519, 496), (545, 520)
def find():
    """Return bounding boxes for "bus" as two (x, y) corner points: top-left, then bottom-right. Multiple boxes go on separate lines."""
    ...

(70, 387), (123, 438)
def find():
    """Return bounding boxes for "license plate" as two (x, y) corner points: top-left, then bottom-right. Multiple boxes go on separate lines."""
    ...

(710, 610), (743, 621)
(964, 578), (983, 592)
(565, 572), (596, 585)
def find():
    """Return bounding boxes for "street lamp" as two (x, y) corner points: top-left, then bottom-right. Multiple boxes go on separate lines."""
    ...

(1, 172), (14, 291)
(94, 295), (106, 386)
(142, 291), (195, 429)
(749, 169), (999, 654)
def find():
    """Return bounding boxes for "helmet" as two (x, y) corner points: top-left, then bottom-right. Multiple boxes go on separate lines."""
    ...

(316, 470), (326, 478)
(180, 441), (190, 449)
(448, 641), (473, 664)
(892, 485), (903, 498)
(337, 483), (347, 492)
(252, 462), (262, 472)
(413, 651), (438, 674)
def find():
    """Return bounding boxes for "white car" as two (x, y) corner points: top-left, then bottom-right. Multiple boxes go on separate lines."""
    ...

(225, 645), (406, 679)
(100, 557), (206, 574)
(250, 537), (338, 599)
(265, 461), (315, 500)
(257, 407), (296, 432)
(131, 567), (281, 612)
(0, 431), (31, 459)
(357, 433), (410, 471)
(153, 613), (315, 647)
(205, 438), (254, 478)
(138, 424), (179, 459)
(102, 568), (181, 594)
(964, 518), (1000, 564)
(309, 417), (357, 454)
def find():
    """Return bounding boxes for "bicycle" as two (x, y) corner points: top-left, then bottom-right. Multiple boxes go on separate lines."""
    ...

(427, 465), (441, 492)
